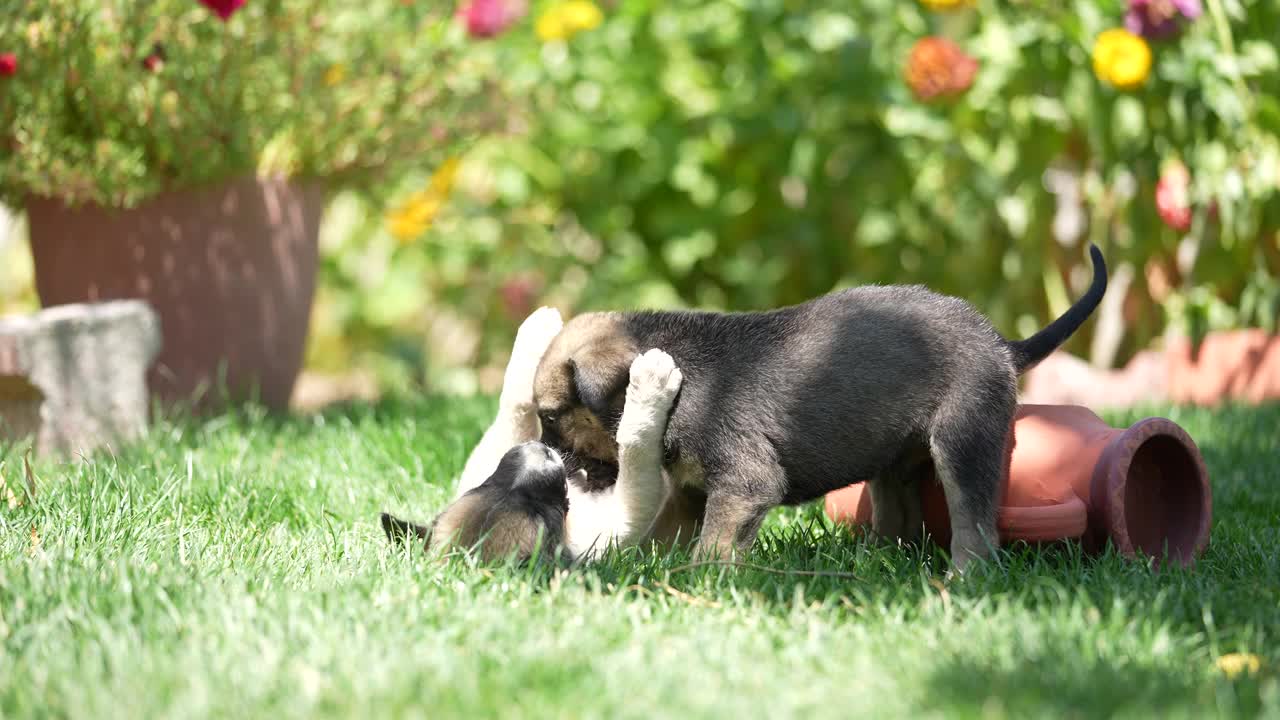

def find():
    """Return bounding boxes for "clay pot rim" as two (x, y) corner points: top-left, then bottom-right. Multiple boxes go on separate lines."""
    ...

(1092, 417), (1213, 567)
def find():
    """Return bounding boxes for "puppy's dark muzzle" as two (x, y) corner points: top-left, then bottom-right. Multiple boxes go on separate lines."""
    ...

(540, 422), (619, 492)
(539, 423), (563, 449)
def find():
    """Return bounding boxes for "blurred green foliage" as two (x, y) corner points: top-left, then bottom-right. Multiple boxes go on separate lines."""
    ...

(4, 1), (1275, 394)
(317, 0), (1279, 393)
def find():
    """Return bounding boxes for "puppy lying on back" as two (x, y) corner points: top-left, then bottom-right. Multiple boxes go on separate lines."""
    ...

(534, 247), (1108, 571)
(382, 309), (697, 564)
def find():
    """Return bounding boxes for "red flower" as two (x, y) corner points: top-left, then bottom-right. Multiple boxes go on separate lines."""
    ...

(499, 275), (541, 320)
(141, 44), (166, 73)
(0, 53), (16, 77)
(199, 0), (246, 21)
(459, 0), (525, 39)
(904, 37), (978, 103)
(1156, 162), (1193, 232)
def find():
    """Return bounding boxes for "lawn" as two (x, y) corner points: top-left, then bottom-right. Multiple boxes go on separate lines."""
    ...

(1, 398), (1277, 719)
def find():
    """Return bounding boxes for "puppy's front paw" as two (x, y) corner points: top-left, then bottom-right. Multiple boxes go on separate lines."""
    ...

(615, 349), (682, 449)
(500, 307), (563, 410)
(626, 348), (683, 411)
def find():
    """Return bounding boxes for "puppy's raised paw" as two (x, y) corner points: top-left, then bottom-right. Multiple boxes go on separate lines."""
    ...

(627, 349), (683, 412)
(501, 307), (564, 409)
(616, 349), (683, 449)
(512, 307), (564, 358)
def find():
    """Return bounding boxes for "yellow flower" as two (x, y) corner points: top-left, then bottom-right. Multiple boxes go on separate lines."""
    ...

(560, 0), (603, 30)
(160, 91), (180, 116)
(385, 210), (431, 243)
(919, 0), (974, 10)
(1092, 28), (1152, 91)
(26, 21), (47, 47)
(323, 64), (347, 87)
(535, 0), (603, 42)
(427, 156), (462, 196)
(1215, 653), (1263, 680)
(384, 158), (462, 243)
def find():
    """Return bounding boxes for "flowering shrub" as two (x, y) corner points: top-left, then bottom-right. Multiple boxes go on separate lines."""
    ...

(365, 0), (1280, 390)
(3, 0), (1273, 387)
(0, 1), (506, 207)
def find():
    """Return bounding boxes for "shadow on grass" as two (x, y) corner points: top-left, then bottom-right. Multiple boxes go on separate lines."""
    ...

(920, 650), (1210, 718)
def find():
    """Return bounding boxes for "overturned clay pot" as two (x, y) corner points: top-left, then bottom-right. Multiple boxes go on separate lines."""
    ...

(824, 404), (1213, 567)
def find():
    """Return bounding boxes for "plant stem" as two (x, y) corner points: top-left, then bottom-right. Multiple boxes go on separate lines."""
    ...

(1205, 0), (1253, 115)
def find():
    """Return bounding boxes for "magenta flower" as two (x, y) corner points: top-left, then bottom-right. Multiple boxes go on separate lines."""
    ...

(1125, 0), (1201, 40)
(0, 53), (16, 77)
(199, 0), (246, 21)
(458, 0), (525, 39)
(1156, 162), (1193, 232)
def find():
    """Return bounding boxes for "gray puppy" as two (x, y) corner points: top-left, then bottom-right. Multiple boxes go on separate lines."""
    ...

(533, 246), (1107, 569)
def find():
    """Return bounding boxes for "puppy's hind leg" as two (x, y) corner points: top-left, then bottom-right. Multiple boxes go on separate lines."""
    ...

(928, 386), (1014, 572)
(866, 460), (926, 547)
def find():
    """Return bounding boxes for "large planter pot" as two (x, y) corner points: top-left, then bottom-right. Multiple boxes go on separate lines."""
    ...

(1022, 330), (1280, 409)
(26, 176), (324, 412)
(1166, 329), (1280, 406)
(824, 404), (1213, 567)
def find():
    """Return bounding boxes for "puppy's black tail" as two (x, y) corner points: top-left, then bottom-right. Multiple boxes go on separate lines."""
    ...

(381, 512), (432, 545)
(1007, 244), (1107, 374)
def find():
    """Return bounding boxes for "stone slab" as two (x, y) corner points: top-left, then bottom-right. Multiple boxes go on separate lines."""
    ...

(0, 301), (161, 456)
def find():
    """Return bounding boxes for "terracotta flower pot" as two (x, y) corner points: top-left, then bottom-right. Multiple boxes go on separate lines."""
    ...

(825, 404), (1213, 566)
(1166, 330), (1280, 406)
(26, 175), (324, 412)
(1022, 330), (1280, 409)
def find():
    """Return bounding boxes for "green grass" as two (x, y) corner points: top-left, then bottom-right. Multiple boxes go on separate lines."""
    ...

(1, 399), (1277, 719)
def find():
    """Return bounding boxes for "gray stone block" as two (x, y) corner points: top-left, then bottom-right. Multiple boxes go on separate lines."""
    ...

(0, 301), (161, 457)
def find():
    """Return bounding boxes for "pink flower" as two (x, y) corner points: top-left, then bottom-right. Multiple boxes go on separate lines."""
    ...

(459, 0), (525, 39)
(499, 275), (540, 319)
(1125, 0), (1201, 40)
(199, 0), (246, 21)
(0, 53), (16, 77)
(1156, 162), (1193, 232)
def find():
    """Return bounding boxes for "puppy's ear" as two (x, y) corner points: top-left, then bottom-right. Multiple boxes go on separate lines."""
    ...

(381, 512), (432, 547)
(570, 350), (632, 421)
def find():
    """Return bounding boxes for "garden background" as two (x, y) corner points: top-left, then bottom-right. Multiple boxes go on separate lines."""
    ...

(2, 3), (1279, 717)
(2, 0), (1277, 404)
